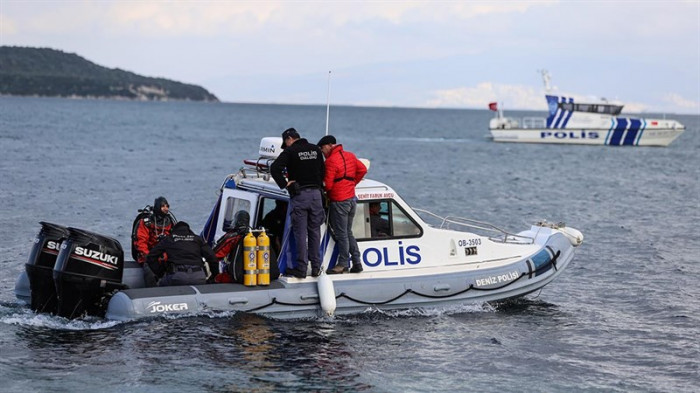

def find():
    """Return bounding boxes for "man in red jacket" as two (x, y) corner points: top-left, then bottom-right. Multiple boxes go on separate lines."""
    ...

(318, 135), (367, 274)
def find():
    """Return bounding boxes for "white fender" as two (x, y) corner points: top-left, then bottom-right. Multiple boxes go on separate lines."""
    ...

(559, 226), (584, 247)
(316, 271), (337, 316)
(359, 158), (371, 172)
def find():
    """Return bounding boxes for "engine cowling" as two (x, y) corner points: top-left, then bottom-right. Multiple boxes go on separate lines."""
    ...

(25, 222), (69, 314)
(53, 227), (126, 318)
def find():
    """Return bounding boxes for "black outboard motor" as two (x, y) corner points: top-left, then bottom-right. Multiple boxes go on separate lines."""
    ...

(53, 227), (126, 319)
(25, 222), (70, 314)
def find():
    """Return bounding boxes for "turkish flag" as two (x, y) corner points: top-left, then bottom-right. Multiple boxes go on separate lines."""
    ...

(488, 102), (498, 111)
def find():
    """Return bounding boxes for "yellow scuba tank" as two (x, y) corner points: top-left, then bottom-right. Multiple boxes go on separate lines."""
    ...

(257, 229), (270, 286)
(243, 230), (257, 286)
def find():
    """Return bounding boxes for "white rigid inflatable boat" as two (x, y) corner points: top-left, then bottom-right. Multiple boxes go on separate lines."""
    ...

(15, 137), (584, 320)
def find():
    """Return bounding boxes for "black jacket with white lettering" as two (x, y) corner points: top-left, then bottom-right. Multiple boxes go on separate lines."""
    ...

(146, 222), (217, 277)
(271, 138), (325, 190)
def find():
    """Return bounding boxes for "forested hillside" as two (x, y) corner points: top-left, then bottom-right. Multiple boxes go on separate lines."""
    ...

(0, 46), (219, 102)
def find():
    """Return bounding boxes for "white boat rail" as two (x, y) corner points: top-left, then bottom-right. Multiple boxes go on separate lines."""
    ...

(490, 116), (546, 130)
(413, 208), (534, 244)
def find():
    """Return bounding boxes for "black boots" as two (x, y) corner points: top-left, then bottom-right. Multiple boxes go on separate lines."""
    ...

(326, 262), (363, 275)
(326, 265), (347, 275)
(311, 267), (322, 277)
(284, 267), (306, 279)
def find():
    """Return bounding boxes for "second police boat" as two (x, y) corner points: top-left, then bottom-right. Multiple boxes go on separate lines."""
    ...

(16, 137), (584, 320)
(488, 71), (685, 146)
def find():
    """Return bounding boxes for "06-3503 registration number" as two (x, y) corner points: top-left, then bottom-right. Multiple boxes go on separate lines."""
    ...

(458, 238), (481, 247)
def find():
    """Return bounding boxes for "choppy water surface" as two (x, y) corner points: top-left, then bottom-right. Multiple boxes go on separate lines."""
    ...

(1, 97), (698, 392)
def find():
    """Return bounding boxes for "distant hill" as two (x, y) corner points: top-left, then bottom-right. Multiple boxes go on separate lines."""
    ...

(0, 46), (219, 102)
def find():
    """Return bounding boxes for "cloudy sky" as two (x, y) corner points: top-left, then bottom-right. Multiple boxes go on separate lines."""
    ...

(2, 0), (699, 114)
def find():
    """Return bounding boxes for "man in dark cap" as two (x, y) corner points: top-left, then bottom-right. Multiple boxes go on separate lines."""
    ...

(270, 128), (325, 279)
(134, 196), (176, 264)
(317, 135), (367, 274)
(146, 221), (218, 286)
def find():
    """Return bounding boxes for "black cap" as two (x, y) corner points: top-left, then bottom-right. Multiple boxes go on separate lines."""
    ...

(174, 221), (189, 229)
(281, 128), (300, 149)
(317, 135), (336, 146)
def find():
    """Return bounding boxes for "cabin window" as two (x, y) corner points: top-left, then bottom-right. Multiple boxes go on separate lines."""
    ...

(222, 196), (251, 231)
(256, 197), (277, 226)
(353, 200), (422, 241)
(561, 101), (623, 115)
(257, 197), (288, 256)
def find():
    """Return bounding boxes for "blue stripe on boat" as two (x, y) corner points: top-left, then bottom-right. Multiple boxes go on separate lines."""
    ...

(609, 118), (628, 145)
(319, 229), (339, 269)
(635, 119), (646, 145)
(545, 95), (559, 128)
(623, 119), (641, 145)
(552, 97), (568, 128)
(561, 97), (574, 128)
(526, 259), (534, 279)
(531, 248), (552, 276)
(605, 118), (616, 145)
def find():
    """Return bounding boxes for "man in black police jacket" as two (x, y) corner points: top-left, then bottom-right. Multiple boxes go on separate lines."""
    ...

(270, 128), (325, 279)
(146, 221), (218, 286)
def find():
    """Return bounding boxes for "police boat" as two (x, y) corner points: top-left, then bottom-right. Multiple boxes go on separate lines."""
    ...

(488, 70), (685, 146)
(15, 137), (584, 320)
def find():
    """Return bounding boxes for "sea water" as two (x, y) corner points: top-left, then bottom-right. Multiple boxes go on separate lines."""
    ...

(0, 96), (698, 392)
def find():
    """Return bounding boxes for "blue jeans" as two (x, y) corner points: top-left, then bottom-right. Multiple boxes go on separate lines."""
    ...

(329, 197), (361, 268)
(290, 188), (324, 271)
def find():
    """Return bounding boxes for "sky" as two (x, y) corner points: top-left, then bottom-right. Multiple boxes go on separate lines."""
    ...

(1, 0), (699, 115)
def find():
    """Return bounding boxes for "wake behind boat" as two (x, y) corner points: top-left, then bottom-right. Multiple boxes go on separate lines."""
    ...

(489, 71), (685, 146)
(15, 137), (584, 320)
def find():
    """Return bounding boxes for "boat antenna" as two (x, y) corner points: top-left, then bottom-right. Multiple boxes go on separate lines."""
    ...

(539, 69), (552, 92)
(325, 70), (331, 135)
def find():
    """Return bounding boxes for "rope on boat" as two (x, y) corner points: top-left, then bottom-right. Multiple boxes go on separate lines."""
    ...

(241, 297), (319, 312)
(239, 250), (561, 312)
(551, 250), (560, 271)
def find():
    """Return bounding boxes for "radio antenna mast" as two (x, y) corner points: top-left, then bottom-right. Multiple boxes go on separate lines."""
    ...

(325, 71), (331, 135)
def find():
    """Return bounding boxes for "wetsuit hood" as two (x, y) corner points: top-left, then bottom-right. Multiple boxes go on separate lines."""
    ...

(233, 210), (250, 230)
(154, 196), (169, 219)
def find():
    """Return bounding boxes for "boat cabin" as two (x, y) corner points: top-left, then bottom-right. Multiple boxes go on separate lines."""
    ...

(200, 137), (427, 275)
